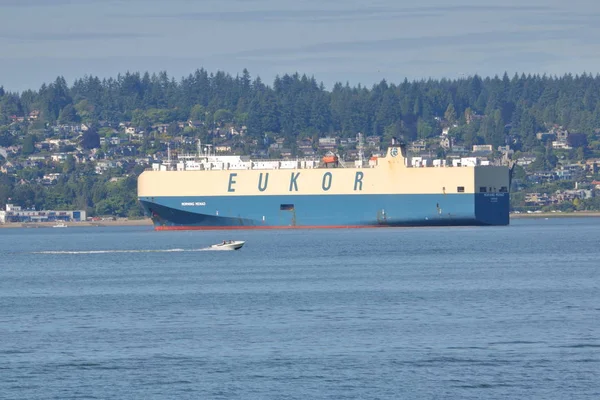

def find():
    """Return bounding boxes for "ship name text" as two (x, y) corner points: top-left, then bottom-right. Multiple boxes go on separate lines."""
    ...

(225, 171), (365, 193)
(181, 202), (206, 206)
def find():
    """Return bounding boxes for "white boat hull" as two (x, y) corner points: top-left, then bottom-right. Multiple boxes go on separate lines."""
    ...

(210, 240), (245, 250)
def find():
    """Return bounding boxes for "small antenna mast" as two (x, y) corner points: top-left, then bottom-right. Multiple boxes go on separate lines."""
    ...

(357, 132), (364, 166)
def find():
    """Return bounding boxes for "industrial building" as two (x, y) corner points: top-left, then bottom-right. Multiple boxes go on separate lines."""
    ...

(0, 204), (86, 224)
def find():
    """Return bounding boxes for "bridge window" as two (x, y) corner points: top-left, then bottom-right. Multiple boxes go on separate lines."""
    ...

(499, 186), (508, 192)
(479, 187), (487, 193)
(457, 186), (465, 193)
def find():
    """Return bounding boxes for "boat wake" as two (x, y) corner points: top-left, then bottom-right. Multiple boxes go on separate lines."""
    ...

(33, 248), (227, 255)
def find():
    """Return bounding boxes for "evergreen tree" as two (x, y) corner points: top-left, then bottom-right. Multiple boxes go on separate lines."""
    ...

(58, 104), (79, 124)
(82, 124), (101, 149)
(444, 103), (457, 125)
(22, 135), (35, 155)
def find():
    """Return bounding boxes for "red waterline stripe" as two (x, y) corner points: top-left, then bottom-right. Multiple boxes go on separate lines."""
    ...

(154, 225), (388, 231)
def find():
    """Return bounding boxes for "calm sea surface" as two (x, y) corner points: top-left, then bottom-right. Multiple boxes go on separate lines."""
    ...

(1, 219), (599, 399)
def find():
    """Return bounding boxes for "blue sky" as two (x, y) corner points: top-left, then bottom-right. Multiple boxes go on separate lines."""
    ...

(0, 0), (599, 92)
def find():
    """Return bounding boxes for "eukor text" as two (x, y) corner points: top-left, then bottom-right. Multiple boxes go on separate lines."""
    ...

(226, 171), (365, 192)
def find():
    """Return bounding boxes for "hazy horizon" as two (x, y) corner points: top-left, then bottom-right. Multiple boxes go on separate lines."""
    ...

(1, 0), (599, 92)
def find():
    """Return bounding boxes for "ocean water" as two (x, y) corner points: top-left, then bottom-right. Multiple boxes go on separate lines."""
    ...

(1, 219), (599, 399)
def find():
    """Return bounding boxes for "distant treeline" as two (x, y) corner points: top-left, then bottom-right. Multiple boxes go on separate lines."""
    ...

(2, 69), (600, 151)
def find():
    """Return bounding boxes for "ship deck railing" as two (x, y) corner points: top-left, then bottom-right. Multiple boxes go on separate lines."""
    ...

(146, 158), (373, 171)
(144, 159), (504, 172)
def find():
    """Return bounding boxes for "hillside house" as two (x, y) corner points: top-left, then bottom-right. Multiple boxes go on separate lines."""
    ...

(188, 120), (203, 129)
(153, 124), (169, 134)
(409, 140), (427, 153)
(95, 160), (118, 174)
(472, 144), (493, 154)
(50, 153), (67, 162)
(318, 137), (338, 151)
(0, 162), (15, 174)
(28, 110), (40, 120)
(365, 136), (381, 148)
(280, 148), (292, 158)
(516, 154), (536, 166)
(297, 139), (316, 156)
(525, 192), (551, 206)
(215, 143), (233, 153)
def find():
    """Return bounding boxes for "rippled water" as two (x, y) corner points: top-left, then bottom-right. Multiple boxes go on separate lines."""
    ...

(1, 219), (599, 399)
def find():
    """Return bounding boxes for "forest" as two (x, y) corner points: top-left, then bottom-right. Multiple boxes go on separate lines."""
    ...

(1, 69), (600, 149)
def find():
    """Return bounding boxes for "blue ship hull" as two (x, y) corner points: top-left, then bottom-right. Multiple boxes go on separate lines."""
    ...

(139, 193), (509, 230)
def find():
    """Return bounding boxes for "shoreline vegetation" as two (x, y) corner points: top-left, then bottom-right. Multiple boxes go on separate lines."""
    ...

(2, 212), (600, 228)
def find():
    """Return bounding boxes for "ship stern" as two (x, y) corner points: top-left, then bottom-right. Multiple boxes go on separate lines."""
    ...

(474, 192), (509, 225)
(473, 167), (510, 225)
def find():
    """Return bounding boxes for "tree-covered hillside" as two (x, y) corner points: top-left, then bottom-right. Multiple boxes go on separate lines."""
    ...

(2, 70), (600, 151)
(2, 68), (600, 217)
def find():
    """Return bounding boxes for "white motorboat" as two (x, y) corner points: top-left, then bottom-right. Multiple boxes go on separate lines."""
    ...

(53, 222), (68, 228)
(210, 240), (245, 250)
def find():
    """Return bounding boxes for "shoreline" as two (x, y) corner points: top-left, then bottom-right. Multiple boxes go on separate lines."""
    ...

(0, 218), (153, 229)
(510, 211), (600, 219)
(2, 212), (600, 228)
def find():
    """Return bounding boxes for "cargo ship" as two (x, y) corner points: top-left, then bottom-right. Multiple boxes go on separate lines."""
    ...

(138, 137), (510, 230)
